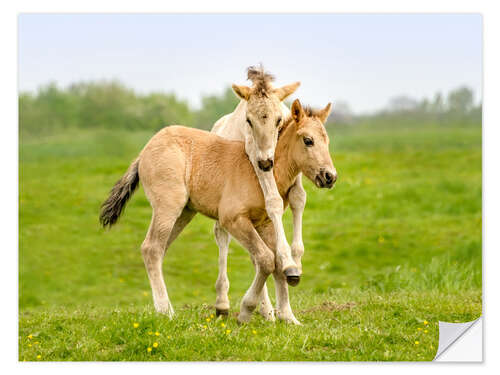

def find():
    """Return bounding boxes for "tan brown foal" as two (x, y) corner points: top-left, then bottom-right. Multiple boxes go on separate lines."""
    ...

(100, 99), (337, 324)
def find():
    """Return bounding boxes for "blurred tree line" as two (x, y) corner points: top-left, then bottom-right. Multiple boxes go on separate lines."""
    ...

(19, 81), (481, 137)
(334, 86), (481, 127)
(19, 80), (239, 137)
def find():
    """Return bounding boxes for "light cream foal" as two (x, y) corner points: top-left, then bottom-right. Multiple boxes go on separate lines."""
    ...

(99, 99), (336, 324)
(212, 67), (307, 321)
(212, 65), (302, 292)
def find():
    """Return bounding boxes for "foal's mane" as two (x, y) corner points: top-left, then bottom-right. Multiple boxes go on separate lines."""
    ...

(278, 106), (324, 140)
(303, 106), (324, 118)
(247, 64), (275, 97)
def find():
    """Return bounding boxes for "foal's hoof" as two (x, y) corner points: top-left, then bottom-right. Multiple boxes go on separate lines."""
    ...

(215, 308), (229, 317)
(284, 267), (301, 286)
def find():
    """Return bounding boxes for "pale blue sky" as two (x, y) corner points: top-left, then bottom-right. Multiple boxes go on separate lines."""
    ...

(18, 14), (482, 113)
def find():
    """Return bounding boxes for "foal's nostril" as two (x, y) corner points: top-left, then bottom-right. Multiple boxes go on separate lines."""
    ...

(325, 172), (333, 183)
(257, 158), (274, 171)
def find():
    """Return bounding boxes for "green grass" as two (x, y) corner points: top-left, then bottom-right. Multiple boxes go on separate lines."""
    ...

(19, 122), (482, 361)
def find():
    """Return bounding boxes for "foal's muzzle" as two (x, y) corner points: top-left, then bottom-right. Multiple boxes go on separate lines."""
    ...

(315, 169), (337, 188)
(258, 158), (274, 172)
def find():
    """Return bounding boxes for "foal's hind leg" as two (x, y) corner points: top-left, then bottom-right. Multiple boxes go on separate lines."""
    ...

(141, 198), (190, 317)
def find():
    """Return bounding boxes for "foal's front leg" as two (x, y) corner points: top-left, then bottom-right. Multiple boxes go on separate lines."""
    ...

(220, 214), (275, 324)
(214, 221), (275, 320)
(257, 222), (301, 325)
(255, 167), (300, 284)
(214, 221), (231, 316)
(250, 255), (275, 321)
(288, 174), (306, 272)
(273, 271), (301, 325)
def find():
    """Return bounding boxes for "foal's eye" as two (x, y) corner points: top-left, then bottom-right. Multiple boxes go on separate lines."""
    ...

(303, 137), (314, 147)
(276, 117), (282, 127)
(246, 118), (253, 128)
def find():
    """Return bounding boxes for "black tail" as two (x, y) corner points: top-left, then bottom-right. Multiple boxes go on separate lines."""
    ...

(99, 157), (140, 228)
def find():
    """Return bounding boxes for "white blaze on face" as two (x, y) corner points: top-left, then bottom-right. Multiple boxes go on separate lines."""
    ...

(253, 125), (277, 162)
(244, 95), (284, 168)
(242, 125), (274, 172)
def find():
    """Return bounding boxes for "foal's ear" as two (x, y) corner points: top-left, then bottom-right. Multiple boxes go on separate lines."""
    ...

(274, 81), (301, 101)
(291, 99), (305, 124)
(317, 102), (332, 123)
(232, 84), (252, 100)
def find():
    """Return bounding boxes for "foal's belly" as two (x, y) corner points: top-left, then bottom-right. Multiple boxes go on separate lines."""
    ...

(186, 198), (218, 221)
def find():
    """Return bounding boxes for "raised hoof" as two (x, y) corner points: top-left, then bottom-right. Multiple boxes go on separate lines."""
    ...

(215, 308), (229, 317)
(284, 267), (301, 287)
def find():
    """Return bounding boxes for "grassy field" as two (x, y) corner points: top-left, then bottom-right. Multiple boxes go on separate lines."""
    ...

(19, 122), (482, 361)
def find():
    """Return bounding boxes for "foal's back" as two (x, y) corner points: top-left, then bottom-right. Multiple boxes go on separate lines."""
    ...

(139, 125), (261, 221)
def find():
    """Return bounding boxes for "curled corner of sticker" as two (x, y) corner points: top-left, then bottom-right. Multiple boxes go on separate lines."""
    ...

(433, 316), (483, 362)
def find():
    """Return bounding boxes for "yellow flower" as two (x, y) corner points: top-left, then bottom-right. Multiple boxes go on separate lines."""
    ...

(27, 334), (33, 339)
(206, 318), (211, 322)
(36, 354), (41, 360)
(148, 331), (153, 335)
(415, 341), (419, 345)
(424, 320), (429, 325)
(155, 331), (160, 336)
(252, 330), (257, 335)
(226, 329), (231, 334)
(167, 335), (171, 339)
(153, 342), (159, 348)
(147, 347), (152, 353)
(417, 327), (422, 331)
(203, 325), (207, 329)
(34, 341), (39, 345)
(28, 344), (32, 347)
(133, 322), (139, 328)
(221, 322), (226, 328)
(424, 329), (428, 333)
(210, 314), (214, 318)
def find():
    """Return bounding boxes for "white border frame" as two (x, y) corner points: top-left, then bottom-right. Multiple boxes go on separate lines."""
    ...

(3, 1), (497, 374)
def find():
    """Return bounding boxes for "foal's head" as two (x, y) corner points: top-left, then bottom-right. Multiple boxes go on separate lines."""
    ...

(288, 99), (337, 188)
(232, 65), (300, 172)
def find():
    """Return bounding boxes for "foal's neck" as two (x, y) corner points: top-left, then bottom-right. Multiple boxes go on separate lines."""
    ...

(274, 121), (300, 197)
